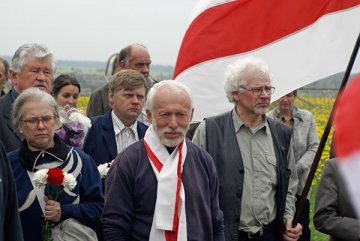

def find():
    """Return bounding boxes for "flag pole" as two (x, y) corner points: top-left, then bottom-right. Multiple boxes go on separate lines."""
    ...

(292, 32), (360, 227)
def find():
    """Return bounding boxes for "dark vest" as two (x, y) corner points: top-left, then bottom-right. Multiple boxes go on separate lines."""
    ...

(205, 111), (291, 241)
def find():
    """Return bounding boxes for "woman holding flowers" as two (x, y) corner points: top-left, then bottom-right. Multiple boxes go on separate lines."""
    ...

(7, 87), (104, 241)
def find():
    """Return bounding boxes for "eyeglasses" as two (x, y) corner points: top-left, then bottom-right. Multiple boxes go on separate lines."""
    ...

(239, 85), (275, 96)
(21, 115), (57, 128)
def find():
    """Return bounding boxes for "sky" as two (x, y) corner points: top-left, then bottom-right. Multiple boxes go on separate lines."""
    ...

(0, 0), (197, 66)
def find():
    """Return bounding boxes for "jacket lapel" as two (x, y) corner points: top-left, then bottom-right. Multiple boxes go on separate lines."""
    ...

(102, 111), (117, 159)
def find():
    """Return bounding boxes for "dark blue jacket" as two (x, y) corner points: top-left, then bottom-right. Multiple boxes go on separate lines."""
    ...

(83, 110), (148, 165)
(8, 141), (104, 241)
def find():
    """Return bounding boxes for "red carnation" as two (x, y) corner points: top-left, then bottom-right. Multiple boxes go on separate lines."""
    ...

(47, 168), (64, 186)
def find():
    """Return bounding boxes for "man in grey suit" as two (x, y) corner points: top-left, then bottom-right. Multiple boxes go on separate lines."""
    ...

(86, 43), (154, 118)
(314, 159), (360, 241)
(0, 43), (55, 152)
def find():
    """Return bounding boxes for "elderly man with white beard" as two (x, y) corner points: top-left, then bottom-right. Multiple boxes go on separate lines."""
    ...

(102, 80), (225, 241)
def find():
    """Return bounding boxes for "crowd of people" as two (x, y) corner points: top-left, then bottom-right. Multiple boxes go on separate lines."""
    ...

(0, 43), (358, 241)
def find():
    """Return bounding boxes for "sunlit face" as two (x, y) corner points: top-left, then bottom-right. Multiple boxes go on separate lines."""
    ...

(121, 45), (151, 78)
(0, 61), (7, 90)
(54, 84), (80, 107)
(10, 57), (53, 93)
(277, 92), (295, 113)
(109, 86), (146, 126)
(18, 100), (58, 151)
(234, 69), (271, 115)
(147, 88), (193, 147)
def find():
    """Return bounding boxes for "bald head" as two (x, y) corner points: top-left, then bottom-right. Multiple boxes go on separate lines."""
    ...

(118, 44), (151, 78)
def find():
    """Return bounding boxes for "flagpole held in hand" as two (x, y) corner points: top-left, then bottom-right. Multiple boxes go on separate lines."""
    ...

(292, 32), (360, 227)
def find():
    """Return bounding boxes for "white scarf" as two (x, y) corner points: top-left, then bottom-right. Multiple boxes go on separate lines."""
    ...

(144, 125), (187, 241)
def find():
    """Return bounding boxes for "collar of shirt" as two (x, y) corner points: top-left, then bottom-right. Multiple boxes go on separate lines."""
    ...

(111, 111), (138, 137)
(232, 108), (270, 135)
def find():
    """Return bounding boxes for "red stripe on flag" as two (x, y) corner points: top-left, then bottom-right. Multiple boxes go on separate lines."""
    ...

(174, 0), (360, 78)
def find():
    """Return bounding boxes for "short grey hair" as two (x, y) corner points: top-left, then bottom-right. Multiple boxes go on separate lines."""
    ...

(223, 57), (271, 103)
(12, 87), (59, 128)
(10, 43), (55, 74)
(146, 80), (193, 112)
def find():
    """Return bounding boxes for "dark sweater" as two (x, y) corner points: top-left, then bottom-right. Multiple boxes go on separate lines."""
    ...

(102, 139), (225, 241)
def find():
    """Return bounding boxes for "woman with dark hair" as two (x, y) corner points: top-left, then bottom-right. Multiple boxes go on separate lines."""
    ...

(52, 74), (81, 107)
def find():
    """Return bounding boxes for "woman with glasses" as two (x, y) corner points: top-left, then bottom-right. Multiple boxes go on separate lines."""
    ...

(7, 87), (104, 241)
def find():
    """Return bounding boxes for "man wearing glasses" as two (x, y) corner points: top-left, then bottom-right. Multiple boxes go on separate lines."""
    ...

(0, 43), (54, 152)
(192, 57), (302, 241)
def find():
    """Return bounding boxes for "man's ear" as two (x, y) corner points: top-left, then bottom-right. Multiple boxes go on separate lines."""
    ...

(9, 69), (18, 88)
(108, 90), (114, 107)
(232, 91), (241, 101)
(190, 108), (194, 122)
(146, 109), (152, 123)
(119, 60), (126, 69)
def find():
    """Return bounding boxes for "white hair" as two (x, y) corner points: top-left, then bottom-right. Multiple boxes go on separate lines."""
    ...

(223, 57), (271, 103)
(146, 80), (193, 112)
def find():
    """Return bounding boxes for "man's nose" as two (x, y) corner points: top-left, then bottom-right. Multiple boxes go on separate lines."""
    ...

(36, 70), (46, 81)
(168, 115), (178, 128)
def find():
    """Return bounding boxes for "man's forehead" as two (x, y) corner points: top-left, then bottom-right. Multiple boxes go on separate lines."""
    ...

(24, 57), (52, 68)
(129, 57), (151, 64)
(245, 70), (270, 85)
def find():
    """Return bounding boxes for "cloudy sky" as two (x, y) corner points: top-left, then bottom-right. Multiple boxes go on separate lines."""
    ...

(0, 0), (197, 66)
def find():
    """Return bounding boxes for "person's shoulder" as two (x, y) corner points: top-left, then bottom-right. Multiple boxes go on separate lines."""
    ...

(324, 158), (337, 170)
(0, 91), (11, 104)
(69, 146), (97, 166)
(295, 106), (315, 119)
(267, 117), (292, 135)
(266, 108), (277, 119)
(90, 111), (111, 125)
(186, 140), (212, 161)
(112, 141), (145, 167)
(7, 149), (19, 161)
(137, 121), (149, 129)
(206, 110), (231, 121)
(91, 83), (109, 96)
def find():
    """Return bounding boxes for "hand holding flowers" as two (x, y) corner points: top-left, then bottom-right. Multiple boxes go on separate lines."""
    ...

(33, 168), (77, 241)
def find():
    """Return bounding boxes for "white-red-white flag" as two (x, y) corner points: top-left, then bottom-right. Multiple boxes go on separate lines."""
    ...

(174, 0), (360, 121)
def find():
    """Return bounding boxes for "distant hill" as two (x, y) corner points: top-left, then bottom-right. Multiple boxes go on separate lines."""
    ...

(56, 59), (174, 77)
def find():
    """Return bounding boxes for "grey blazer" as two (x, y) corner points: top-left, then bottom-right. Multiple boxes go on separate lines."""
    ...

(314, 159), (360, 241)
(0, 91), (23, 152)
